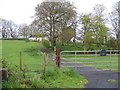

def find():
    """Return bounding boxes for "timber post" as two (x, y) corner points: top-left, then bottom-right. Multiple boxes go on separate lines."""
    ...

(55, 48), (60, 68)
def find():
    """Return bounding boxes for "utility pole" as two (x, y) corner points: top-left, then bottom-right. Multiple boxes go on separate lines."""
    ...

(118, 1), (120, 49)
(118, 2), (120, 38)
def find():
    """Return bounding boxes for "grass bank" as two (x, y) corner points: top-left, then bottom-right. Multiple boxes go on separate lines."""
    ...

(1, 40), (87, 88)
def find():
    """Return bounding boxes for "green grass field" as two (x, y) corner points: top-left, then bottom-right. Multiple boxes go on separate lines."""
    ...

(61, 54), (119, 72)
(1, 40), (87, 88)
(2, 40), (42, 70)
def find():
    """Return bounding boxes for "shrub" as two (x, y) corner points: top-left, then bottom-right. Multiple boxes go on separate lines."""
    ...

(42, 39), (50, 49)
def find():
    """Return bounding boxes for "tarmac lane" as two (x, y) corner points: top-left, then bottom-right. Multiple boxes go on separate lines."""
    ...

(61, 61), (119, 88)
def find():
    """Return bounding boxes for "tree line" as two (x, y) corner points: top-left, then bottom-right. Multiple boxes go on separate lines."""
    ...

(0, 0), (119, 50)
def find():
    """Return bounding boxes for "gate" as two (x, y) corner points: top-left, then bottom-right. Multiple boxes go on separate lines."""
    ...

(60, 50), (119, 71)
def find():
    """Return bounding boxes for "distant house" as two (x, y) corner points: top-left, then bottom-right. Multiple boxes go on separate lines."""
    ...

(28, 37), (48, 42)
(70, 37), (81, 43)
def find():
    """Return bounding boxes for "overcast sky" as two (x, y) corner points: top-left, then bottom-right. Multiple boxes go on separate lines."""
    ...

(0, 0), (119, 25)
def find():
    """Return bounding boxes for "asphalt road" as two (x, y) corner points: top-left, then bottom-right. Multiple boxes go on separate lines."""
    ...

(61, 62), (119, 88)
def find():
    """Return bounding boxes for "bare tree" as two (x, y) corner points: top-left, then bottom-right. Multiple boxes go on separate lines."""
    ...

(0, 19), (18, 38)
(93, 4), (106, 17)
(30, 20), (46, 38)
(110, 2), (120, 39)
(19, 24), (30, 39)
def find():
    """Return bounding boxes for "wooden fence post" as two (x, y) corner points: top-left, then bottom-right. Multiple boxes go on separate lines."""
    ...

(56, 48), (60, 68)
(20, 51), (22, 71)
(0, 68), (8, 81)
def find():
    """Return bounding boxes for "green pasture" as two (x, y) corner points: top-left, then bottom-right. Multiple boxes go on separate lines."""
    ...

(2, 40), (43, 70)
(61, 54), (119, 72)
(1, 40), (87, 88)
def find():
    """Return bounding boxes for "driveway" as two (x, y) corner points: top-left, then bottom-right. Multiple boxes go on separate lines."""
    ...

(61, 62), (119, 88)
